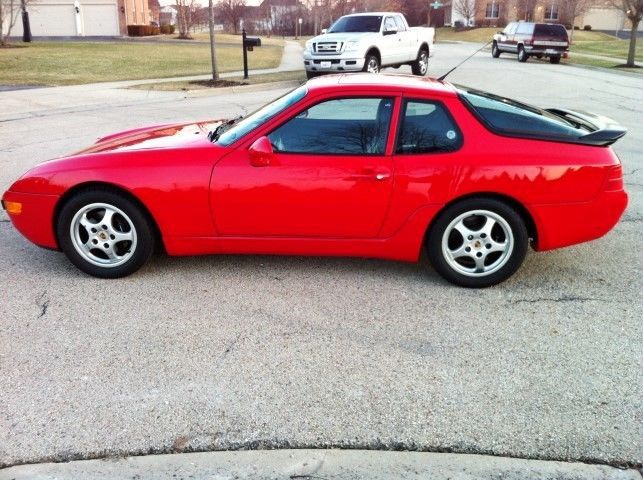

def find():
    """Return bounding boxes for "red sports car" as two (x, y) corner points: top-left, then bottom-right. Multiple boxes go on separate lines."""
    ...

(2, 74), (628, 287)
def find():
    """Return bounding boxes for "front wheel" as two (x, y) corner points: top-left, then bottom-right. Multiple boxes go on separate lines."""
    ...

(362, 54), (380, 73)
(305, 71), (318, 80)
(57, 188), (156, 278)
(518, 46), (528, 62)
(426, 198), (528, 288)
(491, 42), (500, 58)
(549, 55), (561, 64)
(411, 48), (429, 76)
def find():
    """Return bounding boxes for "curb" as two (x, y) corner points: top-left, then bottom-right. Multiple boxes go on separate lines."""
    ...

(1, 450), (641, 480)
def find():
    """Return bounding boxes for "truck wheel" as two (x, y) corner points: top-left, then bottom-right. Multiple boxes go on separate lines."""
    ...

(411, 48), (429, 76)
(363, 54), (380, 73)
(306, 71), (318, 79)
(491, 42), (500, 58)
(518, 46), (528, 62)
(549, 55), (561, 64)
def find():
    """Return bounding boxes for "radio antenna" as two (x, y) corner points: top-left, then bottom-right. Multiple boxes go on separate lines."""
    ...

(438, 40), (493, 82)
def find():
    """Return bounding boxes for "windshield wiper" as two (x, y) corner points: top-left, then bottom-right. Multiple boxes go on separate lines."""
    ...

(208, 115), (243, 143)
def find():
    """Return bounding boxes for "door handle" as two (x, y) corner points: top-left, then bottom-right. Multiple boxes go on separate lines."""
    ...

(349, 168), (391, 181)
(375, 172), (390, 181)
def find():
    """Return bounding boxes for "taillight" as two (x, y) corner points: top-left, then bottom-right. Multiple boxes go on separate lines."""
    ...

(604, 165), (624, 191)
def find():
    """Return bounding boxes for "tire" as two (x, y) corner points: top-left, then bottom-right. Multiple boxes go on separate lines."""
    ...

(426, 198), (529, 288)
(517, 45), (528, 62)
(56, 188), (156, 278)
(362, 53), (380, 73)
(305, 71), (318, 79)
(549, 55), (561, 64)
(535, 54), (543, 59)
(411, 48), (429, 76)
(491, 42), (500, 58)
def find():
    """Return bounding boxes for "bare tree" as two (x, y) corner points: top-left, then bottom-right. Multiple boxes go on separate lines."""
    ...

(453, 0), (475, 26)
(0, 0), (27, 45)
(562, 0), (592, 40)
(218, 0), (245, 34)
(515, 0), (537, 21)
(609, 0), (642, 67)
(176, 0), (199, 39)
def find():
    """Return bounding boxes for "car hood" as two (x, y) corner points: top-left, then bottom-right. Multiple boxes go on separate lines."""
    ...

(311, 32), (378, 44)
(76, 120), (226, 155)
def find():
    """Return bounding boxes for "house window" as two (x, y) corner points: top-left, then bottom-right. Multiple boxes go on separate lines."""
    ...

(545, 4), (559, 20)
(485, 2), (499, 19)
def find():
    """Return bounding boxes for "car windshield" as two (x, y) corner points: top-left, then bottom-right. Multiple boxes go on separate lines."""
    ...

(328, 15), (382, 33)
(215, 86), (308, 146)
(457, 86), (588, 138)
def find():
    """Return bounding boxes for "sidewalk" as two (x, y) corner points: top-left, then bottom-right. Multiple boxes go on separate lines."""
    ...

(1, 450), (640, 480)
(0, 40), (303, 123)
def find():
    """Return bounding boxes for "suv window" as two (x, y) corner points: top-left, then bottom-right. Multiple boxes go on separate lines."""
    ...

(516, 22), (533, 35)
(504, 23), (517, 35)
(458, 87), (586, 140)
(396, 100), (462, 154)
(534, 24), (568, 40)
(268, 97), (393, 155)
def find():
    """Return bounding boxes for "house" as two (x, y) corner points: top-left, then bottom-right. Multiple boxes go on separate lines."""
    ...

(7, 0), (153, 37)
(448, 0), (642, 32)
(257, 0), (301, 35)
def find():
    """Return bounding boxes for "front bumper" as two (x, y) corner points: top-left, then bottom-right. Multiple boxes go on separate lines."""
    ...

(2, 190), (60, 249)
(303, 53), (366, 73)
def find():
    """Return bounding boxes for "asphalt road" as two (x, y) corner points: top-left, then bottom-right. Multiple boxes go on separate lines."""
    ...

(0, 43), (641, 468)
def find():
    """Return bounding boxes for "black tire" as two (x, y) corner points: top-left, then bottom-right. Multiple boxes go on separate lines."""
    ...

(549, 55), (561, 64)
(517, 45), (528, 62)
(426, 198), (529, 288)
(305, 71), (318, 79)
(56, 187), (156, 278)
(491, 42), (500, 58)
(411, 48), (429, 76)
(362, 53), (380, 73)
(535, 54), (543, 59)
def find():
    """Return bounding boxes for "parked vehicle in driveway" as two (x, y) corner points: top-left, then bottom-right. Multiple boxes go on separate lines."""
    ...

(492, 22), (569, 63)
(303, 12), (435, 78)
(2, 74), (628, 287)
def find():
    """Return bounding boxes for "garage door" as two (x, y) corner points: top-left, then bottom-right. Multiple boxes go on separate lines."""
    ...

(29, 5), (77, 36)
(83, 4), (119, 35)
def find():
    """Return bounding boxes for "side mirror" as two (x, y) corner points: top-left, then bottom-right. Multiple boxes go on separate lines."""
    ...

(321, 28), (327, 34)
(383, 28), (397, 36)
(248, 136), (275, 167)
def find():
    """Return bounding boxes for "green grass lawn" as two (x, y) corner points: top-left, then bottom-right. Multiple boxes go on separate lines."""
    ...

(571, 39), (642, 62)
(130, 70), (306, 91)
(0, 41), (283, 86)
(190, 32), (286, 47)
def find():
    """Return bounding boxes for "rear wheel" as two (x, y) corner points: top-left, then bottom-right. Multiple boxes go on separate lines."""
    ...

(491, 42), (500, 58)
(411, 48), (429, 76)
(549, 55), (561, 64)
(305, 71), (318, 79)
(426, 198), (528, 288)
(362, 53), (380, 73)
(57, 188), (155, 278)
(518, 45), (528, 62)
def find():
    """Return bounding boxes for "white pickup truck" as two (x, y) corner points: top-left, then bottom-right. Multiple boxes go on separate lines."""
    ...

(303, 12), (435, 78)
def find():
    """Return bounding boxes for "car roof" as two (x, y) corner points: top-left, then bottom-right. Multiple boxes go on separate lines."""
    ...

(341, 12), (399, 17)
(306, 73), (458, 97)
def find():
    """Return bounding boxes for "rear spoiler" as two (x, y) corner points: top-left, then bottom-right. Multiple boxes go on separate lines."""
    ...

(546, 108), (627, 146)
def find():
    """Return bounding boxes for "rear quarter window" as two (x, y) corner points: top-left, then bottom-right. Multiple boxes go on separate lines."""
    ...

(516, 22), (533, 34)
(458, 88), (586, 141)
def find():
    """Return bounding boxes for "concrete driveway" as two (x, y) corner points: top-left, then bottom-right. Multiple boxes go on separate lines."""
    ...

(0, 43), (641, 469)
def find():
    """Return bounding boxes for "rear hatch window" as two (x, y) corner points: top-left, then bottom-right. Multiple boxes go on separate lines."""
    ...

(457, 87), (588, 141)
(534, 24), (568, 41)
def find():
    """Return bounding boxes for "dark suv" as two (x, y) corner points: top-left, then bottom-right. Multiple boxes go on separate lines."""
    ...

(492, 22), (569, 64)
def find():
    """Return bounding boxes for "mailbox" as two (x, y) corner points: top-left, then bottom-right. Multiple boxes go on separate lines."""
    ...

(243, 36), (261, 51)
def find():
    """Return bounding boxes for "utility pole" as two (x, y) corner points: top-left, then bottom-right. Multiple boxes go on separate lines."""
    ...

(21, 0), (32, 42)
(208, 0), (219, 81)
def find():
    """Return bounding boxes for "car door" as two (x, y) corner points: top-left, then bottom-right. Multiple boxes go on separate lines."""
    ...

(394, 15), (413, 62)
(381, 16), (401, 65)
(498, 22), (516, 52)
(210, 96), (397, 238)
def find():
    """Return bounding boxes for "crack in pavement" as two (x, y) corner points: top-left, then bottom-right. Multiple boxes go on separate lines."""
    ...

(508, 295), (609, 305)
(36, 290), (50, 319)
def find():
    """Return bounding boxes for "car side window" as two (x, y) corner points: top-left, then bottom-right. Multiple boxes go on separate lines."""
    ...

(396, 100), (463, 154)
(394, 16), (406, 31)
(384, 17), (397, 32)
(516, 22), (533, 35)
(505, 23), (517, 35)
(268, 97), (394, 155)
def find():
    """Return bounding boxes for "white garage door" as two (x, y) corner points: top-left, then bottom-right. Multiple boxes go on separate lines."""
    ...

(28, 5), (78, 36)
(83, 4), (119, 36)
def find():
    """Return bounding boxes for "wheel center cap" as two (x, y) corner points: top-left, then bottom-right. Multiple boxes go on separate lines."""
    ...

(98, 232), (107, 240)
(474, 240), (482, 249)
